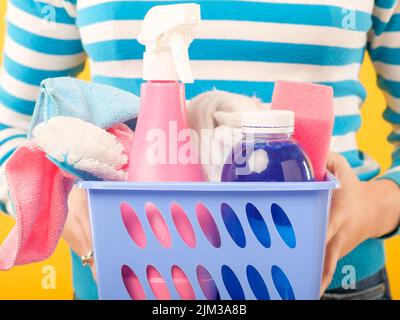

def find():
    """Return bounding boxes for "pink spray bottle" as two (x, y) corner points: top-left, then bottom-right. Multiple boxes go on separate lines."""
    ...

(128, 3), (204, 183)
(126, 4), (218, 300)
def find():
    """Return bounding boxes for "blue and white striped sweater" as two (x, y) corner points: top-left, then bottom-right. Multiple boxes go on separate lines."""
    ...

(1, 0), (399, 296)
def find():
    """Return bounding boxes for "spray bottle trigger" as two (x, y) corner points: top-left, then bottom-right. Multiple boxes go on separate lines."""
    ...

(169, 31), (194, 83)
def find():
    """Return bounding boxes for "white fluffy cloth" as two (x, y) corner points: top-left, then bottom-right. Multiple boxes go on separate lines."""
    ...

(187, 90), (268, 182)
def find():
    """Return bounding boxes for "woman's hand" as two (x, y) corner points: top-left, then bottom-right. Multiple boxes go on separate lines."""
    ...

(63, 186), (96, 278)
(321, 152), (400, 294)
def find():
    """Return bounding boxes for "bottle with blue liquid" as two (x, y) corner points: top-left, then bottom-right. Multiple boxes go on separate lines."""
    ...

(221, 110), (314, 300)
(221, 110), (314, 183)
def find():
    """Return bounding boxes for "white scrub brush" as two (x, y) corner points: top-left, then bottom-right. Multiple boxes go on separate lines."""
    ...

(32, 117), (128, 181)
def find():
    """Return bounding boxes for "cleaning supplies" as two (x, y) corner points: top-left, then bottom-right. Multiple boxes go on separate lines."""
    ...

(0, 143), (74, 270)
(0, 124), (134, 270)
(187, 90), (268, 182)
(125, 3), (221, 300)
(0, 76), (137, 270)
(28, 77), (140, 138)
(220, 111), (314, 298)
(271, 81), (334, 181)
(32, 117), (129, 181)
(128, 3), (204, 182)
(221, 110), (314, 182)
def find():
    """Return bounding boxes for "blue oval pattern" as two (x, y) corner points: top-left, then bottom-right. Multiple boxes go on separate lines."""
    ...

(246, 203), (271, 248)
(271, 203), (296, 249)
(221, 203), (246, 248)
(271, 265), (295, 300)
(246, 265), (270, 300)
(196, 265), (220, 300)
(221, 265), (245, 300)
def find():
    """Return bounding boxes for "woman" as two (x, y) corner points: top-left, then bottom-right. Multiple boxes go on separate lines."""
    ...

(0, 0), (399, 300)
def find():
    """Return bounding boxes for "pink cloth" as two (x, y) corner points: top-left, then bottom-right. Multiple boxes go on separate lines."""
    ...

(107, 123), (134, 171)
(0, 124), (134, 270)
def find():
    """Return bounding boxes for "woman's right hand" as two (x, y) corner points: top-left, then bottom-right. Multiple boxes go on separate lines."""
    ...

(63, 186), (96, 278)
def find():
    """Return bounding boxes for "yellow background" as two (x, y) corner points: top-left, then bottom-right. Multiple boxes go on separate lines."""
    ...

(0, 1), (398, 300)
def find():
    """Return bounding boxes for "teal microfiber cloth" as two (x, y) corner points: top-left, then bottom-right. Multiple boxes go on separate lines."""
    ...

(28, 77), (140, 138)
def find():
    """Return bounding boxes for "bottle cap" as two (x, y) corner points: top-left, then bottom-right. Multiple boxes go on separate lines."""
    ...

(241, 110), (295, 134)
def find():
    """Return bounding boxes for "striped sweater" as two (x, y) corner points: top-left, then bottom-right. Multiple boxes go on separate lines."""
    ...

(1, 0), (399, 298)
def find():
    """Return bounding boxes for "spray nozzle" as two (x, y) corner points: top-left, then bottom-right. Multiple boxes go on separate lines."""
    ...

(138, 3), (201, 83)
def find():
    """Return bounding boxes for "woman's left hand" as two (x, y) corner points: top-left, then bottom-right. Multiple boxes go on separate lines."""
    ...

(321, 152), (400, 294)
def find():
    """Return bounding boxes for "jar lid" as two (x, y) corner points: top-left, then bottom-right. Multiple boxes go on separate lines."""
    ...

(241, 110), (295, 134)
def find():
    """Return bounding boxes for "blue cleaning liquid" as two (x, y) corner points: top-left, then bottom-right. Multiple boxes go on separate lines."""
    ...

(221, 139), (314, 183)
(221, 136), (313, 299)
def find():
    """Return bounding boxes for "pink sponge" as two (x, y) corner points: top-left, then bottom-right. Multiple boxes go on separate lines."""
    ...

(271, 81), (334, 181)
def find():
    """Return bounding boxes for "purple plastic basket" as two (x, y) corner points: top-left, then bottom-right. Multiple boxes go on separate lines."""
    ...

(79, 173), (339, 300)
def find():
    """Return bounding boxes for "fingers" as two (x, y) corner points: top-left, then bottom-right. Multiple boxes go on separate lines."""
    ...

(320, 234), (342, 296)
(327, 152), (348, 176)
(63, 186), (97, 279)
(64, 186), (92, 257)
(80, 191), (92, 244)
(326, 151), (338, 174)
(63, 217), (90, 257)
(90, 264), (97, 281)
(326, 204), (346, 243)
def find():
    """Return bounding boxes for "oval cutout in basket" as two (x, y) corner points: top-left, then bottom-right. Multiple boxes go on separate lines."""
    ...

(271, 203), (296, 249)
(171, 202), (196, 248)
(246, 203), (271, 248)
(221, 203), (246, 248)
(146, 203), (172, 248)
(196, 265), (220, 300)
(271, 265), (295, 300)
(196, 203), (221, 248)
(147, 265), (171, 300)
(246, 265), (270, 300)
(120, 202), (146, 249)
(221, 265), (245, 300)
(172, 265), (196, 300)
(121, 265), (146, 300)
